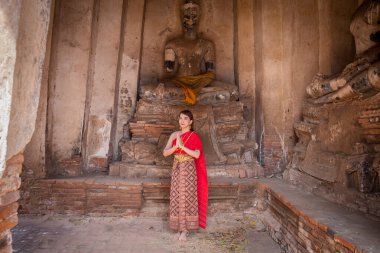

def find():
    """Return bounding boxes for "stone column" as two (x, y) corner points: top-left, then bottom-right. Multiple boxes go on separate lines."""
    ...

(0, 0), (52, 252)
(24, 1), (56, 180)
(255, 0), (288, 173)
(82, 0), (123, 172)
(112, 0), (145, 159)
(236, 0), (255, 99)
(236, 0), (256, 139)
(47, 0), (94, 173)
(255, 0), (320, 173)
(0, 1), (22, 251)
(0, 0), (21, 178)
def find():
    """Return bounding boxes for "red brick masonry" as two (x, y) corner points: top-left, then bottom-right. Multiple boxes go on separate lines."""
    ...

(255, 181), (375, 253)
(0, 153), (23, 253)
(12, 177), (380, 253)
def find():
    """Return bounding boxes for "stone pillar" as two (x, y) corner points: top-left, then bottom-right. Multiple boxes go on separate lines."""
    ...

(236, 0), (255, 99)
(0, 0), (52, 251)
(236, 0), (256, 139)
(0, 2), (22, 250)
(255, 0), (319, 173)
(83, 0), (123, 172)
(24, 1), (56, 180)
(112, 0), (145, 159)
(255, 0), (289, 173)
(47, 0), (94, 173)
(0, 0), (22, 178)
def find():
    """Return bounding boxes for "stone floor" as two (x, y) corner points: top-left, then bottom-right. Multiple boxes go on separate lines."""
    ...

(12, 214), (284, 253)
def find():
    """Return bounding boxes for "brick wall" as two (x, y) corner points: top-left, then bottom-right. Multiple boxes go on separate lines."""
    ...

(256, 183), (367, 253)
(261, 134), (285, 174)
(0, 154), (23, 253)
(20, 178), (257, 217)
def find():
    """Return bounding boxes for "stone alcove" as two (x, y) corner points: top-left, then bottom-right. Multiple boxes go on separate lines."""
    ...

(3, 0), (379, 252)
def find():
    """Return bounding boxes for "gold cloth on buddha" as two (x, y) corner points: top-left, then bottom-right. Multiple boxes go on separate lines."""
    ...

(172, 71), (216, 105)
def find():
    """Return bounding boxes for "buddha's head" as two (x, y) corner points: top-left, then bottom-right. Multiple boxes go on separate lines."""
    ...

(181, 0), (200, 32)
(363, 0), (380, 25)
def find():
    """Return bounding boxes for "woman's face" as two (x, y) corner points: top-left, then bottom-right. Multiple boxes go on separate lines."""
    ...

(179, 113), (193, 130)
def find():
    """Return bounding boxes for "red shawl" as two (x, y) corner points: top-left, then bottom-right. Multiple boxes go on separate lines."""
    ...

(173, 131), (208, 229)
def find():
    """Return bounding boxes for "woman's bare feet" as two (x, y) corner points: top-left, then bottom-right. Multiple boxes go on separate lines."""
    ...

(178, 231), (188, 241)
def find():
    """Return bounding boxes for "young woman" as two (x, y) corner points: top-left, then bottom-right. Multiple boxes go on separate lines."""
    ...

(163, 110), (208, 241)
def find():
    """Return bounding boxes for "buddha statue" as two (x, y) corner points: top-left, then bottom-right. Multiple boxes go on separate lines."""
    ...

(163, 0), (215, 105)
(139, 0), (238, 105)
(117, 0), (258, 172)
(306, 0), (380, 104)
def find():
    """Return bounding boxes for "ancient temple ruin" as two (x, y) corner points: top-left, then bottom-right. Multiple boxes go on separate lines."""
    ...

(1, 0), (380, 252)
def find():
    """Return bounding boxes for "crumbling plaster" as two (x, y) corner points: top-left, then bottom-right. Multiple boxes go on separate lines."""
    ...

(1, 0), (52, 174)
(0, 0), (22, 176)
(0, 1), (53, 252)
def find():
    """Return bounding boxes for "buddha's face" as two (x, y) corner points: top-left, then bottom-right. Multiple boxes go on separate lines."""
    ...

(364, 2), (380, 25)
(182, 4), (200, 31)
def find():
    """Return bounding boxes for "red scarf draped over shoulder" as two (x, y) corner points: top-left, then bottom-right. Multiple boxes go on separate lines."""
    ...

(172, 131), (208, 229)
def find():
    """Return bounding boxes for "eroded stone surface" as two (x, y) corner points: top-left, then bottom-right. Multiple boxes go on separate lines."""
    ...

(117, 100), (258, 171)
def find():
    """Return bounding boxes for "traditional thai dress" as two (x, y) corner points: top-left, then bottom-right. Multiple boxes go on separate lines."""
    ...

(169, 131), (208, 231)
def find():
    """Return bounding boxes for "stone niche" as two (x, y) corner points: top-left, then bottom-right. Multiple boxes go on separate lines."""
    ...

(42, 0), (261, 177)
(109, 0), (261, 179)
(286, 0), (380, 217)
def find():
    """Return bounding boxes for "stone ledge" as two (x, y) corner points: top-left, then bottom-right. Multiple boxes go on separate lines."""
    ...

(256, 179), (380, 253)
(284, 167), (380, 218)
(109, 162), (263, 178)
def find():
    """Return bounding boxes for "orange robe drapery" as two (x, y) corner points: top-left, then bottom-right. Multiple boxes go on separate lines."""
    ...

(172, 131), (209, 229)
(172, 71), (215, 105)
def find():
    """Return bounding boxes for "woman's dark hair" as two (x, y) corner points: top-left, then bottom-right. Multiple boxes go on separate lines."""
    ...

(179, 109), (194, 130)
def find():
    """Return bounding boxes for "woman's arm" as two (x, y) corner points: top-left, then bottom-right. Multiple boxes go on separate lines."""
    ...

(180, 146), (200, 159)
(177, 135), (200, 159)
(163, 132), (179, 157)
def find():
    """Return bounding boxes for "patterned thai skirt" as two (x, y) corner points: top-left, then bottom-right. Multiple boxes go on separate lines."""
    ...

(169, 155), (199, 231)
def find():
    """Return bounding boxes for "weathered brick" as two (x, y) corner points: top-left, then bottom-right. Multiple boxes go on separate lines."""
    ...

(0, 214), (18, 234)
(0, 192), (19, 208)
(0, 231), (12, 252)
(0, 203), (18, 220)
(0, 177), (21, 196)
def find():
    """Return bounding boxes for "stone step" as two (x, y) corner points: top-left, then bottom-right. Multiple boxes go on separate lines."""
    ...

(21, 176), (258, 217)
(109, 162), (264, 179)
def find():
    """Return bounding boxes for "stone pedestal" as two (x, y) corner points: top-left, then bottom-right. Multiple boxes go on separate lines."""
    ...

(287, 94), (380, 216)
(111, 82), (260, 178)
